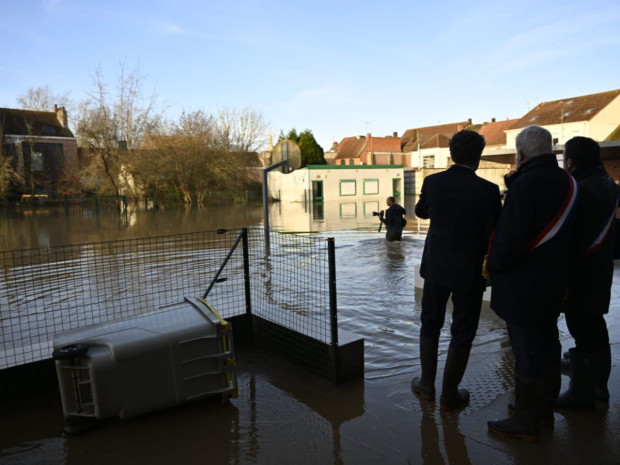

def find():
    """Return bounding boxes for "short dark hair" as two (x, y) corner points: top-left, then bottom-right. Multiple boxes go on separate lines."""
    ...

(449, 130), (486, 164)
(564, 136), (600, 169)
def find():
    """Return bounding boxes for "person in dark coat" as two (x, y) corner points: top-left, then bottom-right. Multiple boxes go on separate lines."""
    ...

(412, 130), (502, 410)
(380, 196), (406, 241)
(555, 136), (618, 408)
(486, 126), (578, 443)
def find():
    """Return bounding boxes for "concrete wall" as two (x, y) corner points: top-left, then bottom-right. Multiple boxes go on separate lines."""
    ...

(268, 166), (405, 202)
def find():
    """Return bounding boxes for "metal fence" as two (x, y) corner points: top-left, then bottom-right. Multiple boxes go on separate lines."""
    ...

(0, 228), (337, 379)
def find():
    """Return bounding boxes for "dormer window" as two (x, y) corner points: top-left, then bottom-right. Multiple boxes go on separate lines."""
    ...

(529, 116), (539, 122)
(564, 100), (574, 105)
(585, 108), (597, 114)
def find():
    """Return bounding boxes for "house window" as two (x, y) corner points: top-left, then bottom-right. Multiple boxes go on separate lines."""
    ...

(422, 155), (435, 168)
(339, 179), (356, 196)
(32, 152), (44, 172)
(553, 138), (559, 145)
(363, 179), (379, 195)
(348, 159), (354, 165)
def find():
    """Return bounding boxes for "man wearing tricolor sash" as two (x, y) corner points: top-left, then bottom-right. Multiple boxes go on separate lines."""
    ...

(486, 126), (578, 443)
(555, 136), (618, 409)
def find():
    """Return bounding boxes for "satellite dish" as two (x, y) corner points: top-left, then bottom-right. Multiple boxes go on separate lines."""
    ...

(272, 140), (301, 171)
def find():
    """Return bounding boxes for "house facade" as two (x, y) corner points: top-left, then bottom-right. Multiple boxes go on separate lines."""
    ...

(0, 106), (77, 198)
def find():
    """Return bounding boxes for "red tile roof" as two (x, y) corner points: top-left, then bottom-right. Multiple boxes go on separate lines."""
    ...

(511, 89), (620, 130)
(401, 121), (470, 152)
(333, 136), (368, 159)
(368, 136), (401, 153)
(478, 119), (519, 146)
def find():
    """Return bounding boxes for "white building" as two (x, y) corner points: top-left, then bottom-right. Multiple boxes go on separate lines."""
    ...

(267, 164), (405, 203)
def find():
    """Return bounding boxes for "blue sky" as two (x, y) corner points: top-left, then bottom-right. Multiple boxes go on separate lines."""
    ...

(2, 0), (620, 150)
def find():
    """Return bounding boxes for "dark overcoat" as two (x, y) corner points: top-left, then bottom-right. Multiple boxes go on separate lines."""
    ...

(566, 164), (619, 315)
(415, 164), (502, 292)
(487, 154), (577, 325)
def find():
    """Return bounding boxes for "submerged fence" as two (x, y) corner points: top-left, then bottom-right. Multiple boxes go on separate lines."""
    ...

(0, 228), (338, 381)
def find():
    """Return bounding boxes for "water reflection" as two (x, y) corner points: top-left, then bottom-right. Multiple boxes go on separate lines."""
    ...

(0, 203), (265, 250)
(267, 196), (427, 235)
(419, 401), (472, 465)
(0, 345), (364, 465)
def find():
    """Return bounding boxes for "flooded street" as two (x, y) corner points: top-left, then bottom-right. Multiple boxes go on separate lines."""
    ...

(1, 200), (619, 464)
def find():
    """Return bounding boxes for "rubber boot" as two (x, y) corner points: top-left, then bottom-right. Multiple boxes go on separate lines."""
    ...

(488, 374), (541, 443)
(540, 360), (560, 426)
(555, 348), (595, 409)
(439, 346), (471, 411)
(507, 360), (558, 427)
(592, 345), (611, 402)
(412, 336), (439, 400)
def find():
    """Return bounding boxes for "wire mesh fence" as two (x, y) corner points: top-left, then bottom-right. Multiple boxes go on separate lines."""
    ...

(0, 228), (336, 376)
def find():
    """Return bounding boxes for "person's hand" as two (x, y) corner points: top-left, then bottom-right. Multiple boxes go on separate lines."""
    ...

(379, 210), (384, 218)
(482, 257), (490, 279)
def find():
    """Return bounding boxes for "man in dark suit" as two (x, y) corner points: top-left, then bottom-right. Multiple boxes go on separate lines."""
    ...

(556, 136), (618, 408)
(486, 126), (578, 442)
(412, 130), (502, 410)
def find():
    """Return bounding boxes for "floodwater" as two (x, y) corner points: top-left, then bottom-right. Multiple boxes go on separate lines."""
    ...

(1, 199), (620, 464)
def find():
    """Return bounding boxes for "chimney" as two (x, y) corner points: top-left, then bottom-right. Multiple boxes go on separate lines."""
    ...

(54, 104), (68, 127)
(467, 118), (472, 125)
(393, 131), (398, 137)
(491, 117), (496, 123)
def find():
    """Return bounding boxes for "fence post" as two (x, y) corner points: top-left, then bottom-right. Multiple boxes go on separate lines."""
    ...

(328, 237), (339, 384)
(242, 228), (253, 334)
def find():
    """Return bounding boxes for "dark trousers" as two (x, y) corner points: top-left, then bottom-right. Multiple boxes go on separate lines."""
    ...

(420, 279), (484, 349)
(565, 311), (609, 351)
(386, 228), (403, 241)
(506, 319), (561, 377)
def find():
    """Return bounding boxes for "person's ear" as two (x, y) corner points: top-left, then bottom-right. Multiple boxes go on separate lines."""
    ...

(515, 150), (523, 168)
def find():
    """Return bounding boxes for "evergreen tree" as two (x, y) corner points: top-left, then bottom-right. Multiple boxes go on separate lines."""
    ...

(278, 128), (325, 167)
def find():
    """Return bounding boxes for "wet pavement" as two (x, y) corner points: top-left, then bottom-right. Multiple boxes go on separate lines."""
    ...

(1, 237), (620, 464)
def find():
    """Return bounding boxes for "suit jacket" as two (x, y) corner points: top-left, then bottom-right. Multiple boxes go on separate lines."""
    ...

(566, 164), (619, 315)
(487, 154), (577, 325)
(415, 164), (502, 291)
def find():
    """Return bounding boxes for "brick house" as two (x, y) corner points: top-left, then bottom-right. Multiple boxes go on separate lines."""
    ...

(0, 106), (78, 198)
(325, 133), (402, 166)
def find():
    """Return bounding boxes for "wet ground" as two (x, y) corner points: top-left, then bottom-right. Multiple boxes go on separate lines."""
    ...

(1, 231), (620, 464)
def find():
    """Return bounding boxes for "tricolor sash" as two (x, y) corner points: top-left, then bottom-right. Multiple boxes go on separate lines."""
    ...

(582, 196), (619, 257)
(523, 173), (578, 252)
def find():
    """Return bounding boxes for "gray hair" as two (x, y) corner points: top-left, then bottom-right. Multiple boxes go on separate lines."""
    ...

(515, 126), (552, 160)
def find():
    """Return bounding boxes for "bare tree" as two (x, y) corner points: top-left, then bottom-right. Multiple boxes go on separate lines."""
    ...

(16, 85), (71, 112)
(214, 107), (268, 152)
(76, 63), (162, 197)
(132, 110), (246, 206)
